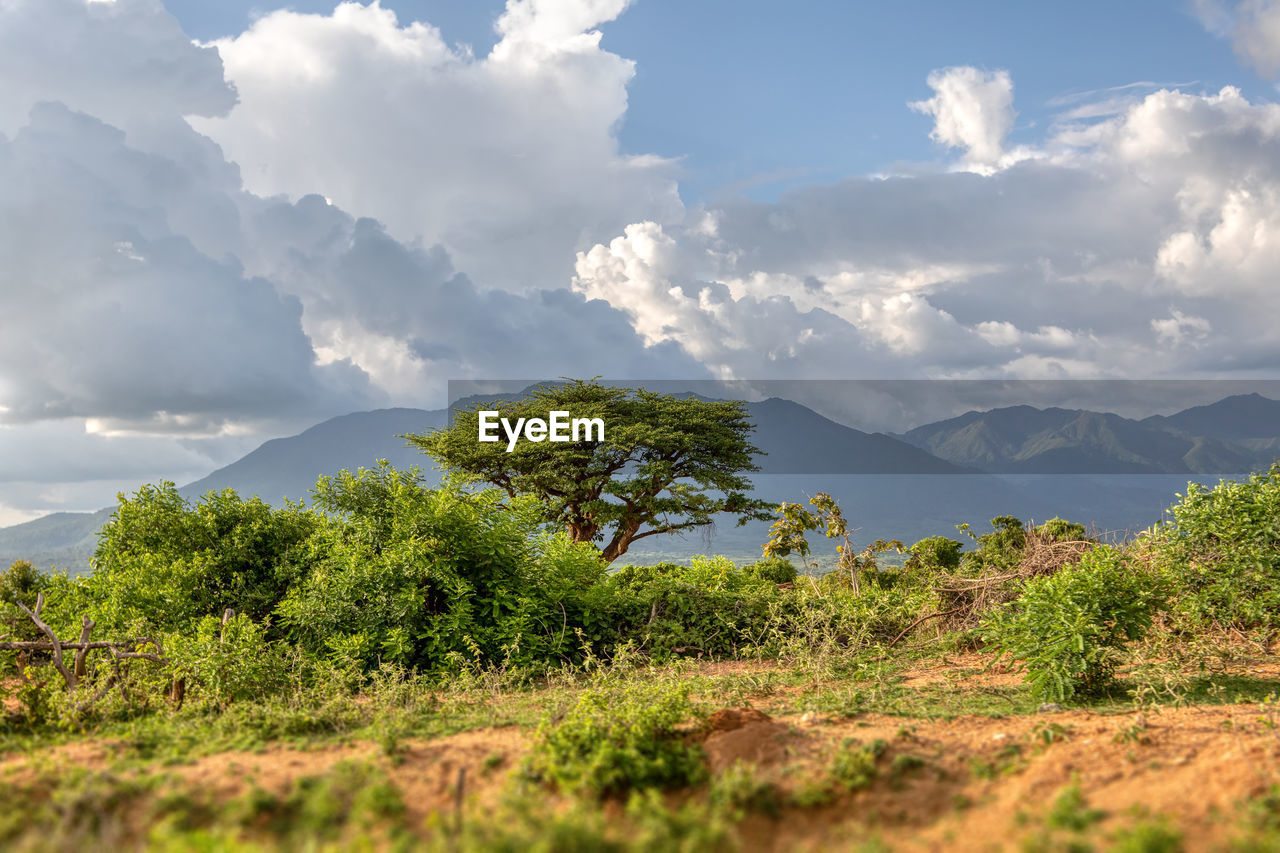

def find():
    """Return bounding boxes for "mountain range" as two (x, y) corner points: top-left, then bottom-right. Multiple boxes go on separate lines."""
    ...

(895, 394), (1280, 475)
(2, 392), (1275, 573)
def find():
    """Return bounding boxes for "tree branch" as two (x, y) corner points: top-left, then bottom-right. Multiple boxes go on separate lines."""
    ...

(16, 596), (76, 689)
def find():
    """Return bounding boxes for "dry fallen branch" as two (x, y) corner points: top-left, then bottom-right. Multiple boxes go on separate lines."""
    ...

(1, 597), (169, 706)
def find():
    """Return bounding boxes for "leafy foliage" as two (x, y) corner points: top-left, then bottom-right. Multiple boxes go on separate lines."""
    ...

(1, 560), (48, 653)
(1145, 464), (1280, 628)
(982, 546), (1169, 701)
(741, 556), (798, 584)
(0, 559), (45, 607)
(591, 557), (783, 659)
(406, 380), (773, 562)
(277, 463), (605, 673)
(905, 536), (964, 573)
(957, 515), (1028, 574)
(56, 483), (322, 637)
(166, 612), (292, 709)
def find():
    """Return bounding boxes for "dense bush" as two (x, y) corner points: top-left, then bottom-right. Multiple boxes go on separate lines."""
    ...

(771, 570), (936, 654)
(905, 536), (964, 573)
(958, 515), (1027, 574)
(1145, 465), (1280, 629)
(0, 559), (45, 607)
(50, 483), (323, 638)
(982, 545), (1169, 701)
(740, 557), (798, 584)
(277, 464), (605, 673)
(1, 560), (48, 657)
(166, 612), (293, 709)
(589, 557), (784, 659)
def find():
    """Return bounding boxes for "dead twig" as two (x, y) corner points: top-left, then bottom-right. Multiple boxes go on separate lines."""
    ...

(16, 593), (76, 690)
(886, 606), (968, 649)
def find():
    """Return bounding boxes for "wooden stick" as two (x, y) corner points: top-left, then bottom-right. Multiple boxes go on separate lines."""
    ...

(17, 599), (75, 689)
(886, 606), (967, 650)
(73, 616), (95, 680)
(0, 640), (165, 652)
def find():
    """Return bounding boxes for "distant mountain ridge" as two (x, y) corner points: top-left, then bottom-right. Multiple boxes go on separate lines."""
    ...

(3, 392), (1278, 573)
(179, 407), (447, 505)
(895, 399), (1271, 474)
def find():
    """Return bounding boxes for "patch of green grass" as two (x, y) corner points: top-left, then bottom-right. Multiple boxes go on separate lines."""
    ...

(0, 759), (412, 852)
(709, 760), (782, 818)
(1046, 782), (1106, 832)
(523, 679), (706, 798)
(1110, 818), (1183, 852)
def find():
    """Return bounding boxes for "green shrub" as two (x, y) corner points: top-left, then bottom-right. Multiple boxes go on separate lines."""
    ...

(1, 560), (48, 667)
(742, 557), (799, 584)
(0, 559), (45, 607)
(906, 536), (964, 573)
(524, 681), (706, 798)
(830, 737), (884, 790)
(1036, 517), (1089, 542)
(708, 761), (781, 817)
(958, 515), (1027, 574)
(982, 546), (1169, 702)
(766, 570), (936, 656)
(1146, 465), (1280, 629)
(591, 556), (782, 659)
(277, 464), (605, 674)
(53, 483), (323, 638)
(165, 613), (292, 709)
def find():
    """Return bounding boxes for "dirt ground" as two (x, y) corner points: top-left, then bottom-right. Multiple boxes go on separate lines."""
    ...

(4, 659), (1280, 851)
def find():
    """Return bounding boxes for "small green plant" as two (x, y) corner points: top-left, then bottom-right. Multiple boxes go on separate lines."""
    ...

(1113, 717), (1151, 745)
(1046, 781), (1106, 831)
(709, 761), (782, 817)
(742, 557), (799, 584)
(983, 546), (1169, 702)
(890, 752), (926, 779)
(1032, 721), (1074, 747)
(830, 737), (885, 791)
(1110, 819), (1183, 852)
(905, 536), (964, 573)
(524, 681), (706, 798)
(763, 493), (902, 593)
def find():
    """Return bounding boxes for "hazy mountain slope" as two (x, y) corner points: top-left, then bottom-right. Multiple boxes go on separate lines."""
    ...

(179, 407), (446, 504)
(745, 397), (968, 474)
(0, 508), (112, 575)
(1142, 393), (1280, 442)
(899, 405), (1258, 474)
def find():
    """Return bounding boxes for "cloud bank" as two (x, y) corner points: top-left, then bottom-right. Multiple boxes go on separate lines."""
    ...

(2, 0), (1280, 524)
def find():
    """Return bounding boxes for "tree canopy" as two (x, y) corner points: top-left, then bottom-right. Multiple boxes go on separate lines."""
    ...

(405, 380), (772, 562)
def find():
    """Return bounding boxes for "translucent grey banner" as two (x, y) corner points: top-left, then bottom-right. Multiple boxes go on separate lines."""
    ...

(444, 379), (1280, 477)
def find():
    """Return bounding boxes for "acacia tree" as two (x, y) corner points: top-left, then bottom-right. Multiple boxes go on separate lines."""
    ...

(405, 380), (773, 562)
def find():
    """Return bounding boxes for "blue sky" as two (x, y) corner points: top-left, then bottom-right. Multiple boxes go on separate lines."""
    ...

(164, 0), (1267, 202)
(2, 0), (1280, 522)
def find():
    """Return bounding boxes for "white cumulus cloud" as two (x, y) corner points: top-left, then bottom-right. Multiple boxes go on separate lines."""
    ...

(194, 0), (682, 291)
(1196, 0), (1280, 78)
(909, 66), (1019, 172)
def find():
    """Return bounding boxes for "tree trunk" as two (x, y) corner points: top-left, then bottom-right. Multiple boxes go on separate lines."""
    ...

(565, 520), (598, 546)
(600, 520), (642, 564)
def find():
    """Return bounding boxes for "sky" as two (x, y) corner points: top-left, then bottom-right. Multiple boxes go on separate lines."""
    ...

(2, 0), (1280, 524)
